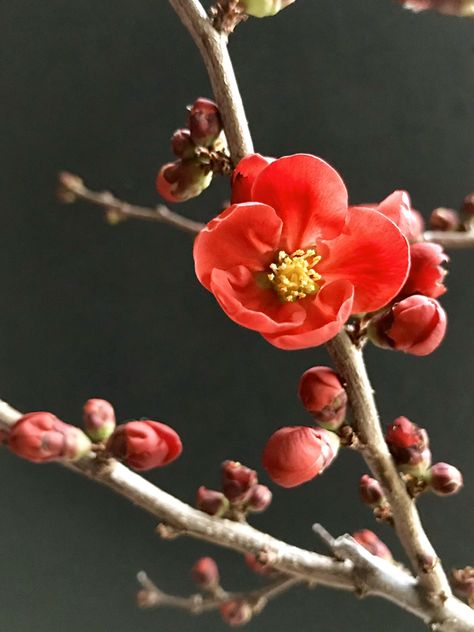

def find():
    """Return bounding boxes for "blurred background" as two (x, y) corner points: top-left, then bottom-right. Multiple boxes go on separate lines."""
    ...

(0, 1), (473, 630)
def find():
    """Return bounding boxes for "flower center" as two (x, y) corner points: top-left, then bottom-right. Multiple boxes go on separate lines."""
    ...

(267, 249), (322, 303)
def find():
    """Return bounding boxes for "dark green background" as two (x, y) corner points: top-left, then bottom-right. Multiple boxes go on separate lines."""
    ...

(0, 1), (473, 631)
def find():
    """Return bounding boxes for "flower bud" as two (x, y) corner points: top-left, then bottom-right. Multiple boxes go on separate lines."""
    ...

(196, 486), (230, 517)
(244, 553), (278, 576)
(452, 567), (474, 607)
(231, 153), (275, 204)
(262, 426), (340, 488)
(429, 207), (460, 231)
(298, 366), (347, 430)
(8, 412), (92, 463)
(428, 462), (463, 496)
(239, 0), (295, 18)
(82, 398), (116, 442)
(385, 416), (431, 476)
(220, 600), (253, 627)
(171, 128), (195, 158)
(246, 484), (272, 512)
(106, 420), (182, 471)
(368, 295), (447, 357)
(156, 160), (212, 203)
(359, 474), (385, 507)
(462, 192), (474, 216)
(221, 460), (258, 502)
(188, 98), (222, 148)
(400, 243), (448, 299)
(352, 529), (393, 562)
(191, 557), (220, 590)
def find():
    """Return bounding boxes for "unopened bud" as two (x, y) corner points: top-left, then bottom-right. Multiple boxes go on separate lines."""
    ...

(188, 98), (222, 148)
(106, 420), (182, 471)
(400, 243), (448, 300)
(220, 599), (253, 627)
(429, 207), (460, 232)
(191, 557), (220, 590)
(246, 484), (272, 512)
(171, 128), (195, 158)
(385, 416), (431, 476)
(83, 398), (116, 442)
(298, 366), (347, 430)
(428, 462), (463, 496)
(221, 460), (258, 503)
(352, 529), (393, 562)
(359, 474), (385, 507)
(196, 486), (230, 517)
(452, 567), (474, 607)
(239, 0), (295, 18)
(8, 412), (92, 463)
(156, 160), (212, 203)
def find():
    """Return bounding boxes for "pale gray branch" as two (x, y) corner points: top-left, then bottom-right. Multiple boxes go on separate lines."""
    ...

(423, 230), (474, 249)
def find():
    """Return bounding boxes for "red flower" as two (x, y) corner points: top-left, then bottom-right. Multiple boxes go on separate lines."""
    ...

(262, 425), (340, 488)
(355, 190), (425, 242)
(231, 153), (274, 204)
(194, 154), (410, 350)
(401, 242), (448, 299)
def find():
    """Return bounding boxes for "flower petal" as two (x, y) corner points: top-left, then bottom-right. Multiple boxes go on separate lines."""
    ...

(262, 280), (354, 350)
(251, 154), (348, 251)
(318, 207), (410, 314)
(194, 203), (283, 289)
(210, 266), (306, 334)
(231, 154), (274, 204)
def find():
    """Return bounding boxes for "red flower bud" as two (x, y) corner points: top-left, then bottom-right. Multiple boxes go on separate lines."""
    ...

(8, 412), (92, 463)
(240, 0), (295, 18)
(171, 128), (195, 158)
(352, 529), (393, 562)
(429, 207), (460, 231)
(262, 426), (340, 488)
(106, 420), (182, 471)
(191, 557), (220, 590)
(231, 153), (275, 204)
(220, 600), (253, 627)
(244, 553), (278, 576)
(83, 398), (116, 442)
(385, 416), (431, 476)
(188, 98), (222, 148)
(359, 474), (385, 507)
(298, 366), (347, 430)
(428, 462), (463, 496)
(221, 460), (258, 502)
(462, 192), (474, 216)
(246, 484), (272, 512)
(401, 243), (448, 299)
(156, 160), (212, 203)
(452, 567), (474, 607)
(196, 486), (230, 517)
(368, 295), (447, 356)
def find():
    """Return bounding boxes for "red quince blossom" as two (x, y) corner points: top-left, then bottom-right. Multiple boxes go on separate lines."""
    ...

(231, 153), (274, 204)
(194, 154), (410, 350)
(400, 242), (448, 299)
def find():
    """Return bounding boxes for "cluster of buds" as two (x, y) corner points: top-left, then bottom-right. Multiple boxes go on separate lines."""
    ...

(262, 366), (346, 488)
(396, 0), (474, 17)
(385, 416), (463, 496)
(196, 460), (272, 519)
(352, 529), (393, 562)
(429, 191), (474, 231)
(156, 97), (224, 203)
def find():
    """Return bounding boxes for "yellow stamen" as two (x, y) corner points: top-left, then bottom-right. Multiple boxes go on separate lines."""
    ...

(267, 248), (322, 303)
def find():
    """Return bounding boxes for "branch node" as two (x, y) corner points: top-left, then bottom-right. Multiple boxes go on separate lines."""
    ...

(156, 522), (182, 540)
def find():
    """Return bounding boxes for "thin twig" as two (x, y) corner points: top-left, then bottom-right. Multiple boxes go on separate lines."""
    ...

(57, 172), (204, 235)
(423, 230), (474, 249)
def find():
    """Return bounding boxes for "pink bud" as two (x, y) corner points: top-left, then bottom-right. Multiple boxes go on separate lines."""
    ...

(359, 474), (385, 507)
(262, 426), (340, 488)
(188, 98), (222, 148)
(106, 420), (182, 471)
(221, 460), (258, 502)
(368, 295), (447, 356)
(462, 192), (474, 216)
(452, 567), (474, 607)
(231, 153), (275, 204)
(8, 412), (92, 463)
(428, 462), (463, 496)
(385, 416), (432, 476)
(429, 207), (460, 231)
(220, 600), (253, 627)
(171, 128), (195, 158)
(401, 243), (448, 299)
(298, 366), (347, 430)
(246, 484), (272, 513)
(156, 160), (212, 203)
(244, 553), (278, 577)
(83, 398), (116, 442)
(191, 557), (220, 590)
(196, 486), (230, 517)
(352, 529), (393, 562)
